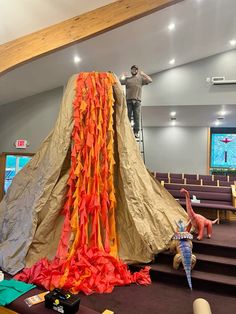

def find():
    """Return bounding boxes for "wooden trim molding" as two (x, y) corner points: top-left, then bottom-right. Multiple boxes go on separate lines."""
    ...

(1, 152), (34, 157)
(231, 184), (236, 207)
(0, 0), (183, 75)
(230, 184), (236, 221)
(0, 153), (6, 201)
(207, 127), (211, 174)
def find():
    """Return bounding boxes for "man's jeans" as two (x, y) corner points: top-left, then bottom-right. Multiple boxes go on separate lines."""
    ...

(127, 99), (141, 133)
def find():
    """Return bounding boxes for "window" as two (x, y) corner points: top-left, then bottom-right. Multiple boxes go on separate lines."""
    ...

(0, 154), (33, 198)
(4, 155), (32, 192)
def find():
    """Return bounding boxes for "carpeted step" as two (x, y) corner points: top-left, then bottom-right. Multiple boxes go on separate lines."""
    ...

(192, 241), (236, 258)
(155, 251), (236, 277)
(155, 251), (173, 263)
(137, 223), (236, 296)
(195, 253), (236, 266)
(195, 253), (236, 276)
(131, 263), (236, 296)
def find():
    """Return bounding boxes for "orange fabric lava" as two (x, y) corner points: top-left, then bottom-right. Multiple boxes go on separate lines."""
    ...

(15, 73), (150, 294)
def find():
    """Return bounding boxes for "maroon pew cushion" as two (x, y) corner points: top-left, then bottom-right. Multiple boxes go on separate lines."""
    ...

(169, 178), (185, 184)
(165, 183), (230, 193)
(202, 180), (218, 186)
(156, 177), (169, 183)
(169, 173), (182, 179)
(164, 182), (235, 212)
(213, 175), (227, 181)
(179, 200), (236, 212)
(199, 175), (213, 181)
(185, 179), (201, 185)
(156, 172), (168, 178)
(219, 181), (234, 187)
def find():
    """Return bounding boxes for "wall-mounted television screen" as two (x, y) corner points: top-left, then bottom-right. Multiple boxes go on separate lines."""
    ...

(211, 133), (236, 168)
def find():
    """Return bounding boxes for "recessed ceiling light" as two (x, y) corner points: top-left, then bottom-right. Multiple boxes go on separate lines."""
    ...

(229, 39), (236, 47)
(169, 59), (175, 65)
(74, 56), (81, 63)
(218, 110), (227, 116)
(171, 120), (176, 126)
(168, 23), (175, 31)
(214, 120), (220, 126)
(170, 111), (176, 117)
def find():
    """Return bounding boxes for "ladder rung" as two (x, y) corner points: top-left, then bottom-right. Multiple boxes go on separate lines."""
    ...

(130, 113), (145, 163)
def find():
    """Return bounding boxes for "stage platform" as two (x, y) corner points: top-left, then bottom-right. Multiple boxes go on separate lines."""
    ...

(78, 222), (236, 314)
(2, 222), (236, 314)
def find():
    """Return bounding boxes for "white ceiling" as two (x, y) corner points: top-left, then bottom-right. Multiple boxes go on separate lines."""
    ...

(0, 0), (116, 44)
(0, 0), (236, 128)
(142, 105), (236, 127)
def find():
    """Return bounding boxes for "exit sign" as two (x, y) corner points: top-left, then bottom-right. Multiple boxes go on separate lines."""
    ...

(15, 139), (28, 149)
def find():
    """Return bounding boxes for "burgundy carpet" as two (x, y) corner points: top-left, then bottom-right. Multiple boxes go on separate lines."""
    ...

(78, 281), (236, 314)
(5, 222), (236, 313)
(193, 220), (236, 247)
(78, 222), (236, 314)
(7, 286), (99, 314)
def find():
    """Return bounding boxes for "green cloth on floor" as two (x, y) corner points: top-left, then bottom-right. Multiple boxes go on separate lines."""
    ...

(0, 279), (35, 306)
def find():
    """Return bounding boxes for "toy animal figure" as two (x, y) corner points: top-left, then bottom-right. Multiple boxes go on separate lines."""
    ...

(170, 219), (196, 290)
(180, 188), (218, 240)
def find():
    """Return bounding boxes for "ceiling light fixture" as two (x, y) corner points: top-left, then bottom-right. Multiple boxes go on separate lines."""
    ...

(171, 120), (176, 126)
(229, 39), (236, 47)
(74, 56), (81, 63)
(170, 111), (176, 117)
(218, 110), (226, 116)
(169, 58), (175, 65)
(168, 23), (175, 31)
(214, 120), (220, 126)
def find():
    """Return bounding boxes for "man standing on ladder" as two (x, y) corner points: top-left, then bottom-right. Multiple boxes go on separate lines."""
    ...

(120, 65), (152, 138)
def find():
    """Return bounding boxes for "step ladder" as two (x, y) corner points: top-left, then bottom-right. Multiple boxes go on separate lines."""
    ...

(130, 112), (145, 163)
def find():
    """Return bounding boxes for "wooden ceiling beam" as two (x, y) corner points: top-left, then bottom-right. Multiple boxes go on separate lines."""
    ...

(0, 0), (183, 75)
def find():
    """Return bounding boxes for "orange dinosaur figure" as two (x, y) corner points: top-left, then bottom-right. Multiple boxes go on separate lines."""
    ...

(180, 188), (218, 240)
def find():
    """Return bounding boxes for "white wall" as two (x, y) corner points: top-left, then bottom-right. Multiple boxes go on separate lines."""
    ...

(143, 50), (236, 106)
(2, 51), (232, 168)
(144, 127), (208, 174)
(0, 87), (63, 153)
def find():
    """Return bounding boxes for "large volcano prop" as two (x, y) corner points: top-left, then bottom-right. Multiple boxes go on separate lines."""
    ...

(0, 73), (187, 294)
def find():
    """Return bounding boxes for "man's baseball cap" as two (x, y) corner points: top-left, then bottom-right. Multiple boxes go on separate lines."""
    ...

(131, 65), (138, 70)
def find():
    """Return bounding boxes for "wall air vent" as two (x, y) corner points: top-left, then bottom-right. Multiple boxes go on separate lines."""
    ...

(212, 77), (236, 85)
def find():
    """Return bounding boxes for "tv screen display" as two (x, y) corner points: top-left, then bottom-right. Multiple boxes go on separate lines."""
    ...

(211, 133), (236, 168)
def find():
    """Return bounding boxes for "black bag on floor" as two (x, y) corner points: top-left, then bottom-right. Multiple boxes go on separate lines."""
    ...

(45, 288), (80, 313)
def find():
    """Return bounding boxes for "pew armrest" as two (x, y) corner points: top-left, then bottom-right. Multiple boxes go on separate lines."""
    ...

(231, 184), (236, 207)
